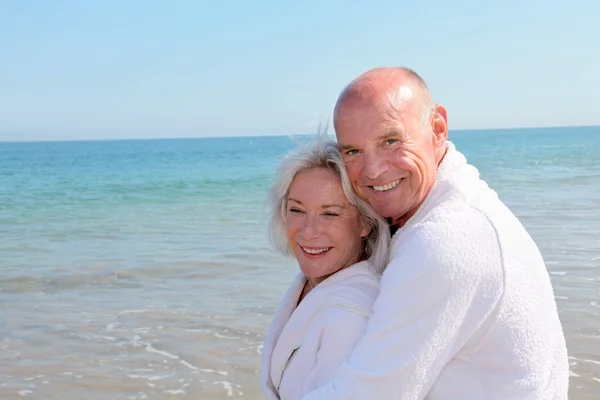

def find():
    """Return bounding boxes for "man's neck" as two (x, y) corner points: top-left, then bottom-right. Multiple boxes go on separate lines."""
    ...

(388, 221), (399, 236)
(391, 205), (420, 231)
(388, 144), (450, 234)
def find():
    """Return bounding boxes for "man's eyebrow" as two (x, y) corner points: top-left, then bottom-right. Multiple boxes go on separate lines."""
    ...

(339, 143), (356, 151)
(378, 130), (405, 140)
(339, 130), (405, 151)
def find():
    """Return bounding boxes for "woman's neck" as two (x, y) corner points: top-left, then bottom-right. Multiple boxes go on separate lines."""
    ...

(306, 276), (319, 289)
(298, 249), (366, 304)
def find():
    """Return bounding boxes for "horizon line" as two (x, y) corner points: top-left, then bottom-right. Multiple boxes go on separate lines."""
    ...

(1, 124), (598, 144)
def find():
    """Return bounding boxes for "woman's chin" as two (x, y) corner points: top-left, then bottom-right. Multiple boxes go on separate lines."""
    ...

(298, 262), (343, 283)
(298, 265), (322, 279)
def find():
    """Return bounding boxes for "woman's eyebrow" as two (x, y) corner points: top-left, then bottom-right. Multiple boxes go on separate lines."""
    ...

(322, 204), (345, 209)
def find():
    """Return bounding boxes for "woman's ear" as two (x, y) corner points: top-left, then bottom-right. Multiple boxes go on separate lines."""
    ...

(360, 221), (372, 239)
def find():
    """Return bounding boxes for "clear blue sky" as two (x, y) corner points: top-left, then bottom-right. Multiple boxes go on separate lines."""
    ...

(1, 1), (599, 141)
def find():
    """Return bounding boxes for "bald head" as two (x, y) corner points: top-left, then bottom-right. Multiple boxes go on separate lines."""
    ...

(334, 67), (434, 127)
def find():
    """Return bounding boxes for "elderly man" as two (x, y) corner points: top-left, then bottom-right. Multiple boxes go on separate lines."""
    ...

(301, 67), (569, 399)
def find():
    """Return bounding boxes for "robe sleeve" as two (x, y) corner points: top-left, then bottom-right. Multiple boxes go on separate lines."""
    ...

(301, 308), (370, 395)
(301, 205), (504, 399)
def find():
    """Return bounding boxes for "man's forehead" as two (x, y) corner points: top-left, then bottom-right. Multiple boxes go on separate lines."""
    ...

(338, 82), (414, 106)
(337, 86), (415, 122)
(387, 86), (413, 106)
(337, 103), (408, 128)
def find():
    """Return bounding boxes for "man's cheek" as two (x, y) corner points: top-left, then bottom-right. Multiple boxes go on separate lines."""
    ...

(346, 163), (362, 182)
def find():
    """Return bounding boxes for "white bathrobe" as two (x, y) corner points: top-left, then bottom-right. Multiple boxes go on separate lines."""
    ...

(260, 261), (379, 400)
(300, 142), (569, 399)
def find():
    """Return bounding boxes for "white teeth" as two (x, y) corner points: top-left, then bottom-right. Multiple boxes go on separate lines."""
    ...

(372, 179), (401, 192)
(301, 247), (330, 254)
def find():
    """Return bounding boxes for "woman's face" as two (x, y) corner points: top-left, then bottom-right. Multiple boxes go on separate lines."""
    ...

(285, 168), (369, 283)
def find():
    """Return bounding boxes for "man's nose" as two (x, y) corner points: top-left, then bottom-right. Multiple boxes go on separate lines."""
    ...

(363, 151), (388, 180)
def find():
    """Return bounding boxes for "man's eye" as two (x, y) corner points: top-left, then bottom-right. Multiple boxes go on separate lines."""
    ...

(385, 139), (398, 146)
(345, 149), (359, 156)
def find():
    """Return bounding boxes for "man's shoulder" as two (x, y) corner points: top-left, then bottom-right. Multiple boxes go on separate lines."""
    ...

(387, 197), (504, 288)
(393, 198), (500, 256)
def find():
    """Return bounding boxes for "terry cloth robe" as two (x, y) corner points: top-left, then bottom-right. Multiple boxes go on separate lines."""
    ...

(260, 261), (380, 400)
(301, 141), (569, 400)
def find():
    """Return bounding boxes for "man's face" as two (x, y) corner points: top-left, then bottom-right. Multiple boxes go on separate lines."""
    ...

(335, 90), (443, 224)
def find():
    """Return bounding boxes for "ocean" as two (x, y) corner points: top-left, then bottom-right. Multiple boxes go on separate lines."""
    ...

(1, 126), (599, 399)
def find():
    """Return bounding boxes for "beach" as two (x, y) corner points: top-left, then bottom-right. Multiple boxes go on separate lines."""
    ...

(1, 126), (599, 399)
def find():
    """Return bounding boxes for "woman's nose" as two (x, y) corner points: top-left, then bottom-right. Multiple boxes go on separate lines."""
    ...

(300, 216), (321, 240)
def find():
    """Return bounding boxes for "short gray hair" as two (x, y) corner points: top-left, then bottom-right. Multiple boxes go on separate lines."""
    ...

(268, 135), (390, 273)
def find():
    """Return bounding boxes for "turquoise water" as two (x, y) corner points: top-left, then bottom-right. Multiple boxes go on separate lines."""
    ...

(1, 126), (599, 399)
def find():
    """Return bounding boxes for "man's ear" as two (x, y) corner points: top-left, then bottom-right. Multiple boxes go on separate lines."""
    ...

(431, 104), (448, 147)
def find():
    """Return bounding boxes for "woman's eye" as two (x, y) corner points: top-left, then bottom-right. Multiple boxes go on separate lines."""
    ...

(323, 212), (339, 217)
(288, 208), (303, 214)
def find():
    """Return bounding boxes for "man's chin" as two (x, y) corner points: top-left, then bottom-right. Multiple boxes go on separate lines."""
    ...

(373, 207), (399, 221)
(360, 190), (411, 221)
(368, 198), (396, 215)
(373, 203), (408, 223)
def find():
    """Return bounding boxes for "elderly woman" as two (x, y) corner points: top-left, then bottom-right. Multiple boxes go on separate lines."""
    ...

(260, 137), (390, 400)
